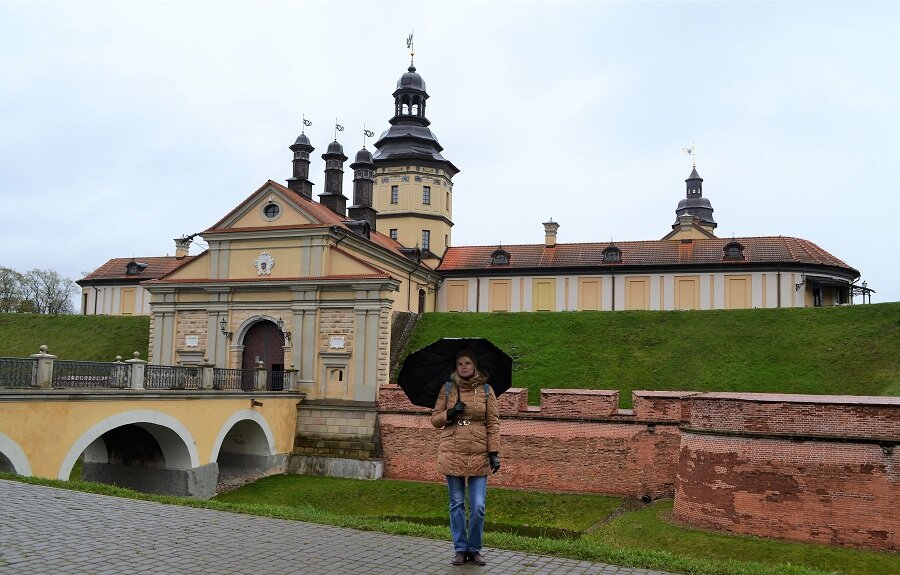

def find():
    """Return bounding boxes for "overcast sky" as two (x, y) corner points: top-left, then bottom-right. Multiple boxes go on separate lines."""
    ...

(2, 1), (898, 304)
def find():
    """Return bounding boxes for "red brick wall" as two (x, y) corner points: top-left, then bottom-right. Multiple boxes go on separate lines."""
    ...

(378, 385), (684, 497)
(377, 386), (899, 551)
(674, 394), (899, 551)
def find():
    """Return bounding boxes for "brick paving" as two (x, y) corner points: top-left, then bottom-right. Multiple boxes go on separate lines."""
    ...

(0, 480), (674, 575)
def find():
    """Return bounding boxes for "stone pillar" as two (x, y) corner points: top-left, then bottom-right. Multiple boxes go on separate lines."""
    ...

(255, 361), (267, 391)
(285, 365), (300, 391)
(201, 358), (215, 390)
(126, 352), (147, 390)
(30, 345), (56, 389)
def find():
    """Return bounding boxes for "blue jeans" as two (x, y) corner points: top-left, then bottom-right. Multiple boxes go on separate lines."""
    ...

(446, 475), (487, 554)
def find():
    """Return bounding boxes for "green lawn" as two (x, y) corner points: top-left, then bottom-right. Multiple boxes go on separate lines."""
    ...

(4, 473), (897, 575)
(400, 303), (900, 405)
(0, 313), (150, 361)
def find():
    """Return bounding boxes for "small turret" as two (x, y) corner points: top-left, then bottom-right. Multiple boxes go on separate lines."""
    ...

(319, 140), (348, 216)
(348, 147), (378, 231)
(287, 132), (315, 200)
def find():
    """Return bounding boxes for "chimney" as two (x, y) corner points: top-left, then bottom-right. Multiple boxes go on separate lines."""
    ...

(174, 236), (191, 259)
(543, 219), (560, 248)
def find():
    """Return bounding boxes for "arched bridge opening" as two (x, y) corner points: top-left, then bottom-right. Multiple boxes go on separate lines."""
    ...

(213, 413), (281, 492)
(78, 422), (207, 497)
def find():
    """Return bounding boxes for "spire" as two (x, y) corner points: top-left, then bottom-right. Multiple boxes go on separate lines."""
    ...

(672, 165), (716, 232)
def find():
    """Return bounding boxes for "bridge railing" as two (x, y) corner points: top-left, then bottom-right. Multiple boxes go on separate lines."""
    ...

(0, 357), (38, 388)
(144, 365), (202, 390)
(52, 360), (130, 389)
(213, 368), (257, 391)
(1, 346), (299, 392)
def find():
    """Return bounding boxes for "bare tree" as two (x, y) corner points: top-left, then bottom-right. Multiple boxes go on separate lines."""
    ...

(20, 268), (77, 314)
(0, 266), (25, 312)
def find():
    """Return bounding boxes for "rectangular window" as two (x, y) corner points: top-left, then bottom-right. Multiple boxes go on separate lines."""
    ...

(389, 229), (398, 241)
(421, 229), (430, 251)
(423, 186), (431, 205)
(391, 185), (399, 204)
(446, 191), (450, 210)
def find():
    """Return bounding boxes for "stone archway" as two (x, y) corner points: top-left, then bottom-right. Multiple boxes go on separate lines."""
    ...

(241, 319), (285, 390)
(0, 432), (31, 475)
(210, 410), (281, 492)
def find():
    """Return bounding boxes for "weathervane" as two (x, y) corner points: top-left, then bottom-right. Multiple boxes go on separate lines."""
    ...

(334, 118), (344, 141)
(682, 142), (697, 168)
(407, 31), (415, 66)
(302, 115), (311, 134)
(363, 124), (374, 147)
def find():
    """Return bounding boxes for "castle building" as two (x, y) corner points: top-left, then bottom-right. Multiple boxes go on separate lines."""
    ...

(437, 164), (861, 312)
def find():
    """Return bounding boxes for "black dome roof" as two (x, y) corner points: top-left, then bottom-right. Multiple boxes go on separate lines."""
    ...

(326, 140), (344, 155)
(293, 133), (311, 146)
(354, 148), (374, 164)
(396, 65), (426, 92)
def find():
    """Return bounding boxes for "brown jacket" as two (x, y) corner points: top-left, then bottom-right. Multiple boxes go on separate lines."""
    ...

(431, 371), (501, 477)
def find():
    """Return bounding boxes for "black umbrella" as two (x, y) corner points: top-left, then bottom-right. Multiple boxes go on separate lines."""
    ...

(397, 337), (513, 408)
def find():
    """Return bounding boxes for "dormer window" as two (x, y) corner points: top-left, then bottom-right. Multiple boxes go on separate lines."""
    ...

(602, 247), (621, 263)
(490, 247), (510, 266)
(125, 261), (148, 275)
(723, 242), (745, 261)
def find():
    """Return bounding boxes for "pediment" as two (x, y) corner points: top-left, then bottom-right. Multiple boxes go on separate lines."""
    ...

(206, 181), (334, 232)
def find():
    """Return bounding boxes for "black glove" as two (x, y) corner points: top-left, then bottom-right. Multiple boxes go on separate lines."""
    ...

(446, 400), (466, 420)
(489, 452), (500, 474)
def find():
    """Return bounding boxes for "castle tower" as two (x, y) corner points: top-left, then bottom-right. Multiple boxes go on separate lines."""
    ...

(372, 60), (459, 260)
(672, 166), (717, 233)
(319, 140), (349, 216)
(348, 147), (378, 231)
(286, 132), (315, 201)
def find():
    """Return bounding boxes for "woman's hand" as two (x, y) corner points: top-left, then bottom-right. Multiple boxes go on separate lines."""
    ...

(446, 400), (466, 420)
(489, 452), (500, 473)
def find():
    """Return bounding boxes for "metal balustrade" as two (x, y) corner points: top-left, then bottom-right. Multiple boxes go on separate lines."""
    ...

(269, 371), (285, 391)
(144, 365), (202, 390)
(0, 358), (37, 388)
(213, 368), (257, 391)
(52, 360), (129, 389)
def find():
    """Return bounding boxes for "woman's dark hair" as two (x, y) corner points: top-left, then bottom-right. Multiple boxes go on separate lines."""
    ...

(455, 349), (479, 370)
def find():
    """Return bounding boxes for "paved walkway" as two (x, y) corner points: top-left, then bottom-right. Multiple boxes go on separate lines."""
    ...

(0, 480), (673, 575)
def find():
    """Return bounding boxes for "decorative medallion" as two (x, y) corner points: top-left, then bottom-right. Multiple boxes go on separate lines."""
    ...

(254, 252), (275, 276)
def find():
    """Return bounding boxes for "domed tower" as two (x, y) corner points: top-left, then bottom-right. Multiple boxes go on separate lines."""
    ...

(319, 139), (348, 216)
(672, 166), (717, 233)
(348, 147), (378, 230)
(372, 59), (459, 260)
(286, 131), (315, 201)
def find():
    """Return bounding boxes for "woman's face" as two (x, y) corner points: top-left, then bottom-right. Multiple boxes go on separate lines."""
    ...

(456, 356), (475, 379)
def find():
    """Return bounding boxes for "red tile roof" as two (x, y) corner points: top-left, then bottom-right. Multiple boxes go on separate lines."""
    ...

(78, 256), (195, 285)
(439, 236), (858, 275)
(144, 274), (393, 285)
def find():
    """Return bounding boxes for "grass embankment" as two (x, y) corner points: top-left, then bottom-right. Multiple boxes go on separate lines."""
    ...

(400, 303), (900, 405)
(0, 313), (150, 361)
(4, 473), (896, 575)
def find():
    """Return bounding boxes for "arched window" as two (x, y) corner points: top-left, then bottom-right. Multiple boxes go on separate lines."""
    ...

(602, 247), (621, 263)
(490, 248), (510, 266)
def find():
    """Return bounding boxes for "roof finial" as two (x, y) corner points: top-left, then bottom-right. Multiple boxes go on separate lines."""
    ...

(363, 124), (374, 148)
(682, 141), (697, 169)
(406, 31), (415, 68)
(301, 115), (311, 134)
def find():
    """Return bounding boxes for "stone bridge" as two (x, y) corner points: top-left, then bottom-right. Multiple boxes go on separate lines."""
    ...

(0, 348), (304, 498)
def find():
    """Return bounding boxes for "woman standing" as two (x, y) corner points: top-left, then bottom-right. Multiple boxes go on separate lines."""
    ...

(431, 350), (501, 566)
